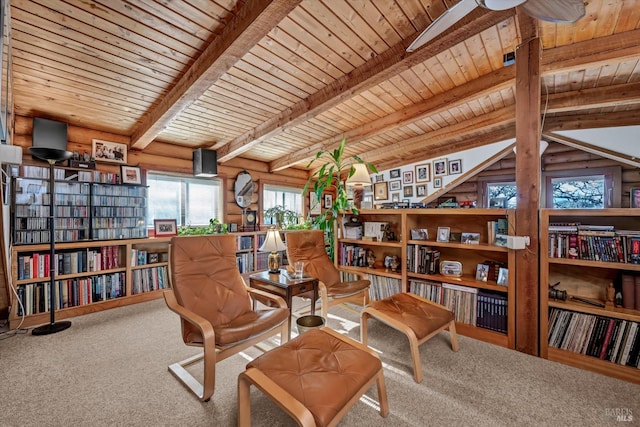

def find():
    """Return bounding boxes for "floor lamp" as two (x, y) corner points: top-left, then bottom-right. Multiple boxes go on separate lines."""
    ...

(29, 147), (73, 335)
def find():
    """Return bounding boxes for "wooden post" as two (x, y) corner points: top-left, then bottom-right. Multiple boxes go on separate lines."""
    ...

(514, 36), (541, 356)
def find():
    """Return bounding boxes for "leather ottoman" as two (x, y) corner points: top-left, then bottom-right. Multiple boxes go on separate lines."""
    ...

(238, 327), (388, 426)
(361, 292), (459, 383)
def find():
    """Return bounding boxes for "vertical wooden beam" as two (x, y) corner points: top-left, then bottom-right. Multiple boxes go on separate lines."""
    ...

(514, 35), (541, 356)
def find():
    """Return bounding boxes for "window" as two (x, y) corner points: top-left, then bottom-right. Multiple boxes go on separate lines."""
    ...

(487, 181), (517, 208)
(478, 166), (621, 209)
(263, 184), (302, 222)
(147, 173), (223, 227)
(543, 167), (621, 208)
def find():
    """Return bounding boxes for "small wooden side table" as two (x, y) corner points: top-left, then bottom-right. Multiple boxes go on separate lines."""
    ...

(248, 270), (319, 339)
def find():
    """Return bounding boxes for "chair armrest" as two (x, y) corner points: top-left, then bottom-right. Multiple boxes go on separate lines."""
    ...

(163, 290), (215, 344)
(246, 288), (288, 308)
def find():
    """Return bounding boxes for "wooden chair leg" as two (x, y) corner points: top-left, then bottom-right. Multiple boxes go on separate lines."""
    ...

(237, 371), (252, 427)
(407, 332), (423, 383)
(448, 320), (459, 352)
(376, 369), (389, 418)
(360, 311), (370, 345)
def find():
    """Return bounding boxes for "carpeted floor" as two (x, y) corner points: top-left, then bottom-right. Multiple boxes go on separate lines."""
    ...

(0, 298), (638, 426)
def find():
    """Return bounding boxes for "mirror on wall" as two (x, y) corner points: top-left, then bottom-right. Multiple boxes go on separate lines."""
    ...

(234, 170), (254, 208)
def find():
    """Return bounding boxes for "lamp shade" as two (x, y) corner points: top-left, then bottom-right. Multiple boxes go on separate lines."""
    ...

(259, 228), (286, 252)
(346, 163), (372, 187)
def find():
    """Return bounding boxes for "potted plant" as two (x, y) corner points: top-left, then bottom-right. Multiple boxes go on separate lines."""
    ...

(177, 218), (228, 235)
(303, 137), (377, 259)
(263, 205), (300, 230)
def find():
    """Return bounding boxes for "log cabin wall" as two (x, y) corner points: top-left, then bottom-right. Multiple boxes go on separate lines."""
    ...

(0, 115), (309, 316)
(11, 115), (309, 226)
(442, 142), (640, 208)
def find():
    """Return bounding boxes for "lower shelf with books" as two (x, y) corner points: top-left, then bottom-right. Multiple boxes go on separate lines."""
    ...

(409, 278), (510, 348)
(547, 307), (640, 383)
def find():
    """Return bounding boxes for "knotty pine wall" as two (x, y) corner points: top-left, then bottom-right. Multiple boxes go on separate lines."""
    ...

(443, 142), (640, 208)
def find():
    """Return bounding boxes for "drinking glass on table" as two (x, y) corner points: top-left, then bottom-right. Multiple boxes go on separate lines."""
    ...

(293, 261), (305, 278)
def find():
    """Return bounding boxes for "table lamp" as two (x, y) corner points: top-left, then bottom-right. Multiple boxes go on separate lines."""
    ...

(346, 163), (372, 209)
(259, 228), (287, 274)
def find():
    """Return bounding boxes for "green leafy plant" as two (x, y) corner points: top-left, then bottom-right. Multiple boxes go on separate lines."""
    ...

(303, 137), (377, 258)
(263, 205), (301, 230)
(177, 218), (228, 235)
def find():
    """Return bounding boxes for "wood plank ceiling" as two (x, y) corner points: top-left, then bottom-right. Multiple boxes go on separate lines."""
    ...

(9, 0), (640, 174)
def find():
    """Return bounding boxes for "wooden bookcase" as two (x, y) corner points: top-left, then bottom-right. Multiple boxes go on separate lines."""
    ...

(336, 208), (515, 349)
(540, 209), (640, 384)
(9, 237), (171, 330)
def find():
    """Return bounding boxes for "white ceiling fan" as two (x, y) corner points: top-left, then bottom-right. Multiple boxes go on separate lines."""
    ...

(407, 0), (586, 52)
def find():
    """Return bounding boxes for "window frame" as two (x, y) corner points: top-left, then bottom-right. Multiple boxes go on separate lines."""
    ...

(260, 180), (304, 224)
(542, 166), (621, 208)
(146, 171), (226, 227)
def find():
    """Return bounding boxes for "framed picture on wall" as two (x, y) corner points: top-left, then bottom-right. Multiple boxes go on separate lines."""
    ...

(403, 170), (414, 184)
(92, 139), (128, 164)
(433, 159), (447, 176)
(448, 159), (462, 175)
(389, 180), (401, 191)
(310, 192), (321, 215)
(415, 164), (430, 182)
(120, 165), (142, 185)
(433, 177), (442, 188)
(390, 168), (401, 179)
(324, 193), (333, 209)
(374, 181), (388, 201)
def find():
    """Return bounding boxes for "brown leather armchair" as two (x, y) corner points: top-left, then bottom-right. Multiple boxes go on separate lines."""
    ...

(163, 234), (290, 402)
(285, 230), (370, 318)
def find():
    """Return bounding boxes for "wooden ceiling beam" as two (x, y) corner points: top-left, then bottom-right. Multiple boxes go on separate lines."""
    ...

(129, 0), (301, 150)
(270, 29), (640, 172)
(215, 8), (515, 162)
(270, 66), (516, 171)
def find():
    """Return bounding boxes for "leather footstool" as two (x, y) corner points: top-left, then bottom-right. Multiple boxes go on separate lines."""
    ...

(361, 292), (459, 383)
(238, 327), (389, 426)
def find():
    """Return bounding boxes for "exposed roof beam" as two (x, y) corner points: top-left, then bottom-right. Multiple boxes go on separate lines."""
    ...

(271, 29), (640, 171)
(215, 8), (514, 162)
(130, 0), (301, 150)
(361, 81), (640, 168)
(270, 67), (516, 171)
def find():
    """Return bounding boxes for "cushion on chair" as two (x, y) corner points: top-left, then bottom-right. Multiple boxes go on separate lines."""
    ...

(367, 293), (454, 340)
(170, 235), (289, 346)
(327, 279), (371, 298)
(285, 230), (341, 287)
(246, 329), (382, 427)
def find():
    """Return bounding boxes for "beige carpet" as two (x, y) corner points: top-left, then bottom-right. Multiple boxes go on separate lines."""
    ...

(1, 298), (638, 427)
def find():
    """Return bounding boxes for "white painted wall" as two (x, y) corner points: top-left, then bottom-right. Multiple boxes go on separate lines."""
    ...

(368, 125), (640, 206)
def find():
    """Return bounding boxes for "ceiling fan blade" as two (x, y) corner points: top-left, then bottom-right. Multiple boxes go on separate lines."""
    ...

(521, 0), (586, 24)
(407, 0), (479, 52)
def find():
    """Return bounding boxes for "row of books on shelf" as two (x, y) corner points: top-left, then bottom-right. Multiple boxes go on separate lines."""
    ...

(548, 308), (640, 368)
(16, 272), (126, 316)
(337, 243), (369, 267)
(409, 279), (508, 333)
(620, 274), (640, 310)
(17, 246), (122, 280)
(366, 275), (402, 301)
(131, 266), (168, 294)
(237, 235), (254, 250)
(14, 165), (119, 183)
(236, 252), (255, 274)
(548, 223), (640, 263)
(406, 245), (440, 274)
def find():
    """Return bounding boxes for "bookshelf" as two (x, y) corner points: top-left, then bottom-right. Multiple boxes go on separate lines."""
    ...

(336, 208), (515, 349)
(9, 237), (171, 329)
(540, 209), (640, 384)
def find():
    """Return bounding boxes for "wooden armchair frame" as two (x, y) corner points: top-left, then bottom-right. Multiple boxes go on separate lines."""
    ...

(164, 287), (289, 401)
